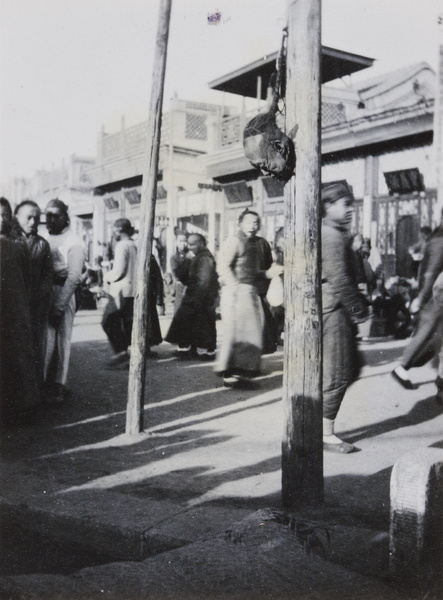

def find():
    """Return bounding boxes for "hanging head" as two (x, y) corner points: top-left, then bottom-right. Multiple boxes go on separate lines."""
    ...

(243, 111), (295, 183)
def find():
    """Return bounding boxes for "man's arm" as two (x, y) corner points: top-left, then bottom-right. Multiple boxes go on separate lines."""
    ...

(53, 244), (85, 312)
(323, 228), (367, 323)
(38, 239), (53, 302)
(218, 237), (240, 286)
(105, 242), (129, 284)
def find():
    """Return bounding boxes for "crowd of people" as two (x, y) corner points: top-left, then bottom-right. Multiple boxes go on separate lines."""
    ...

(1, 197), (85, 422)
(1, 185), (443, 452)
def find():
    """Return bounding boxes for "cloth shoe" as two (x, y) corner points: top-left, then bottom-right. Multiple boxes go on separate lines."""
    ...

(391, 365), (417, 390)
(107, 350), (129, 366)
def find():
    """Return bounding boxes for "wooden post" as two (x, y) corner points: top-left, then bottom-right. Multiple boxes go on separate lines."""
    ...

(435, 14), (443, 215)
(282, 0), (323, 509)
(126, 0), (172, 435)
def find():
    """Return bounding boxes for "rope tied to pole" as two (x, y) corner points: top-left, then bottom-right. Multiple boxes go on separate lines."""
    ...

(269, 27), (288, 117)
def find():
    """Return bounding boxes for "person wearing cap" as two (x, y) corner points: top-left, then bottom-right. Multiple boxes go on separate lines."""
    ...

(43, 199), (85, 404)
(321, 182), (369, 453)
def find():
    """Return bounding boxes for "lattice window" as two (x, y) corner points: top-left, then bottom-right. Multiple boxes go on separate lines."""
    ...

(322, 102), (346, 127)
(185, 114), (207, 140)
(125, 122), (148, 154)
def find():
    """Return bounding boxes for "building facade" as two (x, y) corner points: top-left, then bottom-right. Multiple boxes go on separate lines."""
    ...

(4, 155), (96, 260)
(204, 61), (438, 278)
(86, 98), (235, 270)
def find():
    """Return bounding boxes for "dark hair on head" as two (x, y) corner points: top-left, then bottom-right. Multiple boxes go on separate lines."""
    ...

(238, 209), (261, 227)
(14, 199), (40, 215)
(0, 197), (12, 216)
(46, 198), (70, 223)
(113, 218), (135, 237)
(420, 226), (432, 236)
(243, 111), (279, 140)
(188, 232), (207, 246)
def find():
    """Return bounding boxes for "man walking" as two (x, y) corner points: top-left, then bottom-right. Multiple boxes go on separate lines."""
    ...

(321, 183), (368, 453)
(44, 199), (85, 404)
(166, 233), (219, 360)
(102, 218), (138, 366)
(215, 210), (281, 385)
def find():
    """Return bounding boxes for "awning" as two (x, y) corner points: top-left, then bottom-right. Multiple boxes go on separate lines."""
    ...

(208, 46), (374, 99)
(222, 182), (253, 204)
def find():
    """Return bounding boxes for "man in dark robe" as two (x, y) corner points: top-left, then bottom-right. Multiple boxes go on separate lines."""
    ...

(170, 231), (190, 314)
(0, 198), (39, 423)
(166, 233), (219, 360)
(14, 200), (53, 392)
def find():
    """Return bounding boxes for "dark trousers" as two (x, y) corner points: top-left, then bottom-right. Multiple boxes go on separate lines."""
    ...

(403, 298), (443, 369)
(323, 308), (361, 420)
(102, 297), (134, 354)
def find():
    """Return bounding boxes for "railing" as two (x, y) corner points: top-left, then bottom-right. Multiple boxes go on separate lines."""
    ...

(100, 116), (170, 163)
(216, 101), (353, 149)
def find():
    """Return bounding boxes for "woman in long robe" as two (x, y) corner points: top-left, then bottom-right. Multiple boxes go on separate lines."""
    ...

(215, 210), (280, 386)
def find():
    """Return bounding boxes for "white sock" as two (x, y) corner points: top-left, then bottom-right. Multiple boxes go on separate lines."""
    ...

(323, 418), (343, 444)
(394, 365), (409, 379)
(323, 434), (344, 444)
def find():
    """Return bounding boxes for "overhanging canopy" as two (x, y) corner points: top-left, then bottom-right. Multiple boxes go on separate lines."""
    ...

(208, 46), (374, 99)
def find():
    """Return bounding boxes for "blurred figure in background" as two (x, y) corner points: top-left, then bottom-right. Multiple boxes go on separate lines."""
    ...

(145, 254), (165, 358)
(14, 200), (53, 393)
(166, 233), (218, 361)
(170, 230), (191, 314)
(267, 226), (285, 344)
(392, 214), (443, 390)
(102, 218), (137, 366)
(409, 225), (432, 281)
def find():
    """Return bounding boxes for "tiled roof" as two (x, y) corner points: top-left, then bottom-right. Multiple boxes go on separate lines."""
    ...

(357, 62), (433, 98)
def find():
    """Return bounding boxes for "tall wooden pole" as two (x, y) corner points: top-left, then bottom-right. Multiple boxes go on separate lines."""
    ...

(282, 0), (323, 509)
(435, 14), (443, 215)
(126, 0), (172, 435)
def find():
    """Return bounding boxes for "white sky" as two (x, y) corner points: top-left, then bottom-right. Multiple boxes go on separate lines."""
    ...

(0, 0), (441, 184)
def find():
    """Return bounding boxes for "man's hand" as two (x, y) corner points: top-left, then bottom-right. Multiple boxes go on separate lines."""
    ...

(265, 264), (284, 279)
(409, 298), (421, 314)
(49, 308), (64, 328)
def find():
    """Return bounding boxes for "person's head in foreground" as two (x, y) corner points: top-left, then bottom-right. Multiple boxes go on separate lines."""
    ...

(243, 111), (295, 182)
(321, 182), (355, 230)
